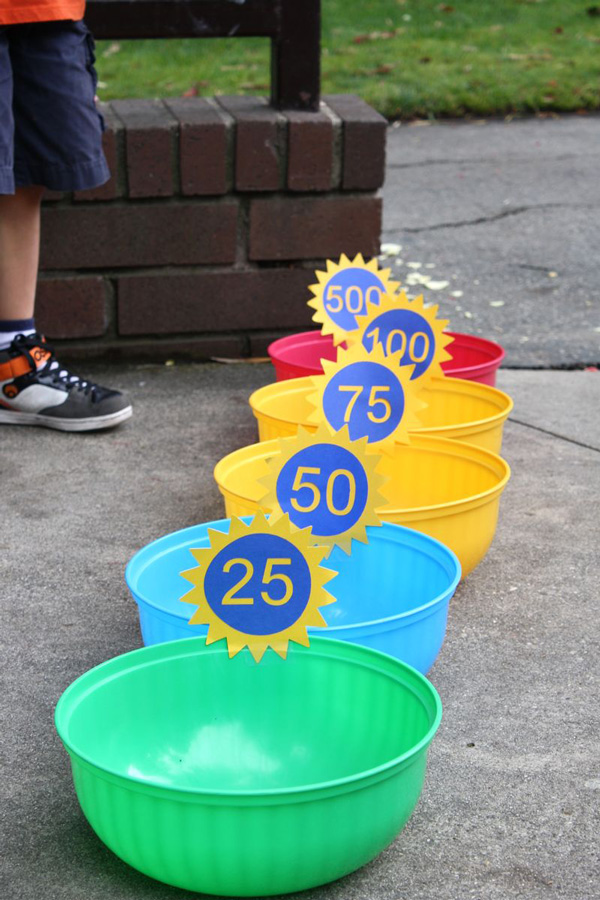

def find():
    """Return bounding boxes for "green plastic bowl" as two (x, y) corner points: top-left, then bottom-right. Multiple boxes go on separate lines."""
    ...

(55, 636), (442, 896)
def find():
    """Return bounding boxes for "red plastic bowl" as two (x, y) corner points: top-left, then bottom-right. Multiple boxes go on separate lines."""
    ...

(268, 330), (505, 386)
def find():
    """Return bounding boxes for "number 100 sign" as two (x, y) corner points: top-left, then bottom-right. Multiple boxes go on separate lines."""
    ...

(358, 292), (453, 383)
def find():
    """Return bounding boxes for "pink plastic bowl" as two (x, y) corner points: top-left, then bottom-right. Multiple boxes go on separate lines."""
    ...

(268, 330), (505, 387)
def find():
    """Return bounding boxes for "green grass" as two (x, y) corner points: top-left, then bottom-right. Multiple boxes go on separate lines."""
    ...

(95, 0), (600, 118)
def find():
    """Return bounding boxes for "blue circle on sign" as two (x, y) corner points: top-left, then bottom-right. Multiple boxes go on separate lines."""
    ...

(204, 533), (311, 636)
(322, 361), (404, 442)
(362, 308), (436, 380)
(323, 268), (385, 332)
(276, 443), (369, 537)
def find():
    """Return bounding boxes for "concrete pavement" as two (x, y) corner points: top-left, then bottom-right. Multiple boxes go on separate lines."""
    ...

(1, 362), (598, 900)
(1, 114), (599, 900)
(383, 114), (600, 368)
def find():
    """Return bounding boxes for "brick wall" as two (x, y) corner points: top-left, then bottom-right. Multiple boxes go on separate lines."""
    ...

(38, 94), (386, 361)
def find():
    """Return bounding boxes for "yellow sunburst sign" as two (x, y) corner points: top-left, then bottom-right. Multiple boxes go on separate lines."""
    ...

(179, 513), (336, 662)
(259, 424), (386, 555)
(308, 342), (426, 452)
(354, 291), (454, 383)
(307, 253), (400, 347)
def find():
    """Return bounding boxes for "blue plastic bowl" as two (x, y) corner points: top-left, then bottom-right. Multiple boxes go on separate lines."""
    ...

(126, 519), (461, 673)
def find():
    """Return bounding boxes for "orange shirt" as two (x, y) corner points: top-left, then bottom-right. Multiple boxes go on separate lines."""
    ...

(0, 0), (85, 25)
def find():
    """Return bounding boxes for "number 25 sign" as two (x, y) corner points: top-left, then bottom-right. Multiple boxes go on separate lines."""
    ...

(180, 513), (336, 661)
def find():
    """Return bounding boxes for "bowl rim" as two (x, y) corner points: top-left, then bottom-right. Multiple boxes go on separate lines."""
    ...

(126, 518), (461, 629)
(267, 329), (505, 366)
(55, 636), (442, 800)
(214, 436), (511, 520)
(249, 374), (514, 436)
(443, 330), (505, 375)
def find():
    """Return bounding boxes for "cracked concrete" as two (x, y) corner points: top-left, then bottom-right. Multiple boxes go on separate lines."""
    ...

(382, 115), (600, 367)
(397, 203), (582, 234)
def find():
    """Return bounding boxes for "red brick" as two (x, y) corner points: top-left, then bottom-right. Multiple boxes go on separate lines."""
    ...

(118, 268), (315, 335)
(42, 189), (65, 203)
(74, 103), (122, 201)
(217, 96), (283, 191)
(323, 94), (387, 191)
(248, 195), (382, 261)
(285, 110), (334, 192)
(40, 202), (238, 269)
(35, 277), (108, 338)
(111, 99), (177, 198)
(165, 98), (232, 196)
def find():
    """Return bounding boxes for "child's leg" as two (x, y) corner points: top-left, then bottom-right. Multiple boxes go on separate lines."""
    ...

(0, 26), (41, 342)
(0, 184), (43, 321)
(0, 22), (131, 431)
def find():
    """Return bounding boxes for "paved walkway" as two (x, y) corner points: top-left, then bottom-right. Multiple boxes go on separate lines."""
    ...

(383, 114), (600, 367)
(1, 116), (599, 900)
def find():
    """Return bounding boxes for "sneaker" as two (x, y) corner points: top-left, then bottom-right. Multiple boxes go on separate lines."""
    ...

(0, 333), (132, 432)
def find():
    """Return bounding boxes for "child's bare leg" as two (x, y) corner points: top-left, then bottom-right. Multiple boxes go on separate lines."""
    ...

(0, 184), (44, 320)
(0, 23), (131, 431)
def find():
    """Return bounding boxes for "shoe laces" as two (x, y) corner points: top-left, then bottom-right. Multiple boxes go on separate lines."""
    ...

(13, 333), (97, 397)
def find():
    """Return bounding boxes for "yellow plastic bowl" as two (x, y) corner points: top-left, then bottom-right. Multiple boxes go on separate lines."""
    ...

(214, 435), (511, 577)
(249, 375), (513, 454)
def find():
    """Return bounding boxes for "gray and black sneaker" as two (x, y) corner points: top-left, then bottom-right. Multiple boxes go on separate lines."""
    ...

(0, 333), (132, 431)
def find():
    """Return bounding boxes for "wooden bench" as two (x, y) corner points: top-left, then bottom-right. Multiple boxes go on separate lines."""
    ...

(85, 0), (321, 110)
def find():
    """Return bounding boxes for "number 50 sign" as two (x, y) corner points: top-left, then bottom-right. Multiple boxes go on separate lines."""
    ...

(261, 425), (385, 553)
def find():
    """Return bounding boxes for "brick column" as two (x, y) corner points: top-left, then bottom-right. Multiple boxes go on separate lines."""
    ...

(38, 94), (386, 361)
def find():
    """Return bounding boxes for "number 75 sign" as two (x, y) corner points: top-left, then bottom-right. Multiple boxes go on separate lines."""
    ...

(309, 342), (426, 450)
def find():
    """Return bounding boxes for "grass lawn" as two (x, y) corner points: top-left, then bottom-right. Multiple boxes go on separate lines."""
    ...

(94, 0), (600, 119)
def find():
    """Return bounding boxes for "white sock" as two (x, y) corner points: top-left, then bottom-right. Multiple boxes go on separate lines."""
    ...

(0, 327), (36, 351)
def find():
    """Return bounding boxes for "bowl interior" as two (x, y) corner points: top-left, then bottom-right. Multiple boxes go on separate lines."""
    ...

(129, 522), (459, 629)
(443, 332), (503, 371)
(58, 640), (439, 793)
(417, 379), (508, 428)
(251, 378), (315, 426)
(375, 441), (502, 509)
(326, 526), (458, 625)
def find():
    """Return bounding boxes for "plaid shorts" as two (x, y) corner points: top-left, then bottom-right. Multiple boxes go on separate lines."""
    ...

(0, 19), (109, 193)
